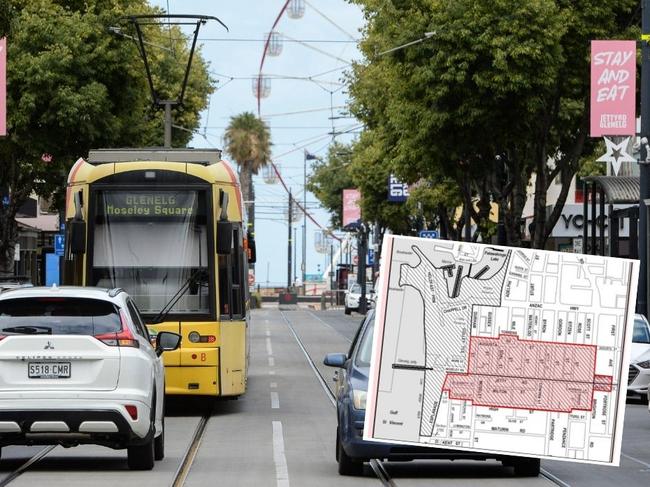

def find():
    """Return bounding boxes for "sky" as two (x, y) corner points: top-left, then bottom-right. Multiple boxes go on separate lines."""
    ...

(150, 0), (365, 288)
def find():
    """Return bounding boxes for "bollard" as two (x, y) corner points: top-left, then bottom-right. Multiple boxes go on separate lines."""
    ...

(320, 293), (327, 310)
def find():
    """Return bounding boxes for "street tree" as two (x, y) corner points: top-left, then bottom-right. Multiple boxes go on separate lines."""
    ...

(348, 0), (638, 248)
(0, 0), (213, 275)
(223, 112), (272, 231)
(306, 142), (355, 228)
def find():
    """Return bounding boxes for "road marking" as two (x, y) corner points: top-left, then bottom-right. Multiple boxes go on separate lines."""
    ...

(269, 370), (276, 375)
(266, 330), (271, 336)
(268, 356), (275, 367)
(271, 391), (280, 409)
(266, 337), (274, 356)
(621, 452), (650, 469)
(270, 382), (277, 388)
(541, 468), (571, 487)
(272, 421), (290, 487)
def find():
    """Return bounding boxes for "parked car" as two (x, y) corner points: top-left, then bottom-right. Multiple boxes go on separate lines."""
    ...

(324, 310), (541, 476)
(0, 286), (181, 470)
(344, 283), (375, 315)
(628, 313), (650, 404)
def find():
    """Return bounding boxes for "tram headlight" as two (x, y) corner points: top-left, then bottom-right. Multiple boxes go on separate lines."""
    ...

(637, 360), (650, 369)
(188, 331), (200, 343)
(352, 389), (367, 410)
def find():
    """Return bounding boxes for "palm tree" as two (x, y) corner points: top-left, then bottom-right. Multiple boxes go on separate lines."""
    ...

(223, 112), (272, 233)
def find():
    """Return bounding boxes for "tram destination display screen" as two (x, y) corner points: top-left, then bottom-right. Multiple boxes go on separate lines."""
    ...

(96, 191), (198, 219)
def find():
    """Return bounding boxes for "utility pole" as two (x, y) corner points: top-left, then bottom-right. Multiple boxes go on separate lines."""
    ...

(357, 224), (368, 315)
(293, 227), (297, 285)
(639, 0), (650, 316)
(303, 151), (319, 292)
(287, 190), (292, 289)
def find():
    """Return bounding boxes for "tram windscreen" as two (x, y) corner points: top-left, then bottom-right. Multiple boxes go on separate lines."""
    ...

(92, 190), (210, 315)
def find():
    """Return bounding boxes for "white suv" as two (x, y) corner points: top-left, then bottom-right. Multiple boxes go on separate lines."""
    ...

(0, 286), (180, 470)
(344, 283), (375, 315)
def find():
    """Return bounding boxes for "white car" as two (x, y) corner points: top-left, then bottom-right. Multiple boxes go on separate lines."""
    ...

(0, 286), (181, 470)
(344, 283), (375, 315)
(628, 313), (650, 404)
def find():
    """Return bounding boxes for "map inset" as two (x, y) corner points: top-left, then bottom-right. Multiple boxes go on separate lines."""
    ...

(364, 236), (638, 465)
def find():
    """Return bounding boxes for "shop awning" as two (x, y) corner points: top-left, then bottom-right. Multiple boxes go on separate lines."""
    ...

(582, 176), (640, 204)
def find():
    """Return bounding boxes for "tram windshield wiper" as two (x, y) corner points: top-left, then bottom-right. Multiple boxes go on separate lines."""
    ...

(147, 269), (208, 325)
(1, 325), (53, 335)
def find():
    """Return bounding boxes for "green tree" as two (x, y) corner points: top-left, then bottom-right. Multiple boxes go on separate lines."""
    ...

(223, 112), (272, 231)
(307, 142), (355, 228)
(348, 0), (638, 247)
(0, 0), (214, 275)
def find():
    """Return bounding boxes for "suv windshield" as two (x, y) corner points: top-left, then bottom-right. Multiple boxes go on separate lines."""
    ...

(0, 298), (121, 335)
(633, 318), (650, 344)
(355, 318), (375, 368)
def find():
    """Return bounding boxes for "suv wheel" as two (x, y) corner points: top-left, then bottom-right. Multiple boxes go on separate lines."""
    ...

(344, 307), (351, 315)
(513, 458), (540, 477)
(154, 415), (165, 461)
(337, 428), (363, 476)
(127, 435), (155, 470)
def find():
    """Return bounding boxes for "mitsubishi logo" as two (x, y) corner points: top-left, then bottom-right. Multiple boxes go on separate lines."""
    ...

(44, 341), (55, 350)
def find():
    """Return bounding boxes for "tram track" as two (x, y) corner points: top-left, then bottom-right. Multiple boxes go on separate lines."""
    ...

(286, 309), (573, 487)
(0, 409), (211, 487)
(171, 411), (211, 487)
(279, 310), (396, 486)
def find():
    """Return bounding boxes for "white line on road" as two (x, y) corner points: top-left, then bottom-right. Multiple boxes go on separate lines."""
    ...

(271, 391), (280, 409)
(621, 452), (650, 469)
(268, 356), (275, 367)
(270, 382), (277, 388)
(266, 330), (271, 336)
(269, 370), (276, 375)
(266, 337), (274, 356)
(272, 421), (290, 487)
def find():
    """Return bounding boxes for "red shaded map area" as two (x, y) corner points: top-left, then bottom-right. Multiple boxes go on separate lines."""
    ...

(442, 333), (612, 413)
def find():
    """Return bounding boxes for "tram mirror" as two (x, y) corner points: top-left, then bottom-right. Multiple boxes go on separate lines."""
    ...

(219, 189), (229, 221)
(70, 220), (86, 254)
(247, 231), (257, 264)
(217, 221), (233, 255)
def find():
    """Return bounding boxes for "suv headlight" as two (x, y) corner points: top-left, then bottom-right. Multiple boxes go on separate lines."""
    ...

(637, 360), (650, 369)
(352, 389), (367, 410)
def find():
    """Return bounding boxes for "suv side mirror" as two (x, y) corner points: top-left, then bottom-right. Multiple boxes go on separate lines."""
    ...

(323, 352), (347, 368)
(155, 331), (181, 356)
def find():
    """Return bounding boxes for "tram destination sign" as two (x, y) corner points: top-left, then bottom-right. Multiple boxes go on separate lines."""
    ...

(99, 191), (197, 218)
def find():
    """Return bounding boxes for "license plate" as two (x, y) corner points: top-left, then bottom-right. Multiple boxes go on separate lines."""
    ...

(28, 362), (71, 379)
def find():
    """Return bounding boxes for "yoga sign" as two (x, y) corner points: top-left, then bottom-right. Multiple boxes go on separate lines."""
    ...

(590, 40), (636, 137)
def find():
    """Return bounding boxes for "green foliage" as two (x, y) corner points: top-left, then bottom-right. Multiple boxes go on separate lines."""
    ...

(223, 112), (272, 230)
(307, 142), (354, 228)
(348, 0), (639, 246)
(577, 140), (606, 178)
(0, 0), (214, 273)
(0, 0), (11, 37)
(223, 112), (271, 174)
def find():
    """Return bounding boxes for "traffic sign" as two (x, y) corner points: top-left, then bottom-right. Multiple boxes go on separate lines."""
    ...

(418, 230), (439, 239)
(54, 234), (65, 256)
(352, 254), (359, 266)
(248, 270), (255, 286)
(368, 249), (375, 266)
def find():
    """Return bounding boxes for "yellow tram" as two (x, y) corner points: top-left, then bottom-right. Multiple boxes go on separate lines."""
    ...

(63, 149), (252, 397)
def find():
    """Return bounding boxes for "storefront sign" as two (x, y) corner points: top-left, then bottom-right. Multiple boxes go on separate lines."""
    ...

(590, 40), (636, 136)
(551, 204), (631, 238)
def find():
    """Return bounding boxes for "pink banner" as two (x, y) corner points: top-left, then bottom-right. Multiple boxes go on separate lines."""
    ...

(590, 40), (636, 137)
(342, 189), (361, 226)
(0, 38), (5, 136)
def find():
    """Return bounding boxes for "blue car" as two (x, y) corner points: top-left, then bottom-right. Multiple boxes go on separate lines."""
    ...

(324, 310), (541, 477)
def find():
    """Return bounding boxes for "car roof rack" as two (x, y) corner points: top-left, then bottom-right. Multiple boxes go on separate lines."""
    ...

(108, 288), (125, 298)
